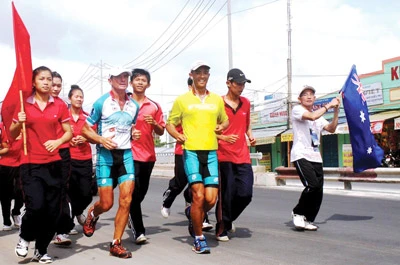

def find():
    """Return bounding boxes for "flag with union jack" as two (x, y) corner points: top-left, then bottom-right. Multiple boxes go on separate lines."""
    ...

(339, 65), (384, 173)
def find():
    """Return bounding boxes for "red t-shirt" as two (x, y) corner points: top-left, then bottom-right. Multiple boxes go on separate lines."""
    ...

(69, 109), (92, 160)
(55, 97), (70, 149)
(131, 97), (165, 162)
(174, 125), (183, 155)
(217, 96), (251, 164)
(0, 122), (22, 166)
(13, 95), (70, 164)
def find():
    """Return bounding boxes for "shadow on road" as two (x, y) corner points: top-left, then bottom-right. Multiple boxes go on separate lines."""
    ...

(325, 214), (373, 222)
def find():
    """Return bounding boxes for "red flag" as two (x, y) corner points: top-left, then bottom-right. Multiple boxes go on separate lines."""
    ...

(1, 2), (32, 137)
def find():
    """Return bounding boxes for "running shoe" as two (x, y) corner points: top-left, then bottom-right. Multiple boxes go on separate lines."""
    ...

(216, 231), (229, 242)
(161, 207), (170, 218)
(291, 211), (305, 230)
(304, 220), (318, 231)
(83, 206), (99, 237)
(109, 239), (132, 259)
(38, 253), (53, 264)
(192, 236), (211, 254)
(135, 234), (147, 245)
(3, 225), (12, 231)
(15, 237), (30, 258)
(68, 229), (79, 235)
(54, 234), (72, 246)
(185, 206), (194, 238)
(202, 213), (213, 232)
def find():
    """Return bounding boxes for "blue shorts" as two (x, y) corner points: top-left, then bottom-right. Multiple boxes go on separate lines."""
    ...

(96, 148), (134, 187)
(183, 150), (218, 187)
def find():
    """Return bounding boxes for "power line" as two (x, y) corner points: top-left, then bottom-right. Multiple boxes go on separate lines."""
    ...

(152, 0), (228, 72)
(146, 0), (218, 70)
(123, 0), (192, 68)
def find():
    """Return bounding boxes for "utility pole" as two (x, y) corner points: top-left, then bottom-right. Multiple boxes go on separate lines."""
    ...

(287, 0), (292, 129)
(286, 0), (292, 167)
(100, 59), (104, 95)
(227, 0), (233, 69)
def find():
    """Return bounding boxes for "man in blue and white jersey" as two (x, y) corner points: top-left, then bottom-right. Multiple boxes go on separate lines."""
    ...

(81, 66), (140, 258)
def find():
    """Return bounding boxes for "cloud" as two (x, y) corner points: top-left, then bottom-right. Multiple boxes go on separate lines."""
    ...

(2, 0), (400, 112)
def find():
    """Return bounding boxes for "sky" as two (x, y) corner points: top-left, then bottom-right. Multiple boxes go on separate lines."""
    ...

(1, 0), (400, 113)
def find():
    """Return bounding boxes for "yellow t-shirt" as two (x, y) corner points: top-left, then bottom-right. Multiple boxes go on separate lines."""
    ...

(168, 91), (228, 150)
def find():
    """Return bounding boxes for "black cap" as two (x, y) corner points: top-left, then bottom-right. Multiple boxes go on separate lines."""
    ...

(227, 68), (251, 83)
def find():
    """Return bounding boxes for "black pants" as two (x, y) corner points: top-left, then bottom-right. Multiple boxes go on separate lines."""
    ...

(162, 155), (191, 208)
(55, 148), (74, 234)
(129, 161), (155, 236)
(12, 166), (24, 217)
(293, 159), (324, 222)
(68, 159), (93, 217)
(216, 162), (253, 234)
(0, 165), (18, 226)
(20, 161), (63, 255)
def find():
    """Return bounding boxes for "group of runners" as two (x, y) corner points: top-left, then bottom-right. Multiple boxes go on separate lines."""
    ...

(0, 60), (258, 262)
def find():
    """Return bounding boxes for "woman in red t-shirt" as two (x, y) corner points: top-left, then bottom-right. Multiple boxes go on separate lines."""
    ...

(67, 85), (93, 228)
(10, 66), (72, 263)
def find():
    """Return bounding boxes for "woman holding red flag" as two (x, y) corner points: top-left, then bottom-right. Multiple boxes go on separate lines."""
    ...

(10, 66), (72, 263)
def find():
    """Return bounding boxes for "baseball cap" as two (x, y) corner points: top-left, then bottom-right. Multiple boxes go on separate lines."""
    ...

(190, 60), (210, 71)
(299, 85), (316, 97)
(227, 68), (251, 83)
(108, 66), (132, 78)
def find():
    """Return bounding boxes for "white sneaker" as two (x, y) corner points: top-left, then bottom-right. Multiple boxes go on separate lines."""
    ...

(15, 237), (30, 258)
(39, 253), (53, 264)
(54, 234), (72, 246)
(216, 231), (230, 242)
(292, 211), (305, 230)
(304, 221), (318, 231)
(161, 207), (170, 218)
(3, 225), (12, 231)
(135, 234), (147, 245)
(76, 214), (86, 226)
(202, 221), (213, 231)
(13, 215), (22, 228)
(69, 229), (79, 235)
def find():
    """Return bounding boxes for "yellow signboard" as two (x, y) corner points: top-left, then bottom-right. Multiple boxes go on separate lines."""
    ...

(342, 144), (353, 168)
(281, 133), (293, 142)
(259, 152), (271, 172)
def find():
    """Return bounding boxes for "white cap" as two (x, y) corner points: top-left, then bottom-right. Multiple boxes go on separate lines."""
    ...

(190, 60), (210, 71)
(108, 66), (132, 78)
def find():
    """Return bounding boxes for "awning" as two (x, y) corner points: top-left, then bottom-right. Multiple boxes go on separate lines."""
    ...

(369, 110), (400, 122)
(252, 127), (287, 145)
(323, 110), (400, 135)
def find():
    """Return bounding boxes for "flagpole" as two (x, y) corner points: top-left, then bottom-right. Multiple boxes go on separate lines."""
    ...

(19, 90), (27, 155)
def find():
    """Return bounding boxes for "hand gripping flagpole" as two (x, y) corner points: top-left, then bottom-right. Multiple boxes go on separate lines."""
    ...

(19, 90), (27, 155)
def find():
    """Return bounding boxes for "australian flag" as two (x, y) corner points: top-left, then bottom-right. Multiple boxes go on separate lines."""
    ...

(340, 65), (384, 173)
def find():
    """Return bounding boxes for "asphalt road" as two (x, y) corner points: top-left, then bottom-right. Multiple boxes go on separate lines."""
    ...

(1, 177), (399, 265)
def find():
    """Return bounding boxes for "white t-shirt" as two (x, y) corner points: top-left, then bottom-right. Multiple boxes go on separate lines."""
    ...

(290, 105), (329, 163)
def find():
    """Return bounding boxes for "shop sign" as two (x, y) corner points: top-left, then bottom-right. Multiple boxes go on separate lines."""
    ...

(342, 144), (353, 168)
(371, 121), (384, 134)
(363, 82), (383, 106)
(395, 117), (400, 130)
(259, 152), (271, 172)
(281, 133), (293, 142)
(313, 98), (334, 113)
